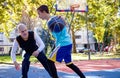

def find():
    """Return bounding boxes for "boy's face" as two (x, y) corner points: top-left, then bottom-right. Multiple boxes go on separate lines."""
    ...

(37, 10), (46, 20)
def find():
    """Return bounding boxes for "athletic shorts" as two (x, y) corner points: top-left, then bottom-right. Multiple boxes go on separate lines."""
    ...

(49, 44), (72, 64)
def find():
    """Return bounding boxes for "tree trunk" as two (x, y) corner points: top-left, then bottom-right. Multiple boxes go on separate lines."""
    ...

(71, 28), (77, 53)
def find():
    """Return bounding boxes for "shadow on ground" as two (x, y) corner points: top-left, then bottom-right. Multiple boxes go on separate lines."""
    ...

(84, 68), (120, 78)
(0, 64), (120, 78)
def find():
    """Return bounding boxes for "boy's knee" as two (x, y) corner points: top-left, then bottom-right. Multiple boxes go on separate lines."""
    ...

(66, 63), (74, 68)
(66, 62), (73, 66)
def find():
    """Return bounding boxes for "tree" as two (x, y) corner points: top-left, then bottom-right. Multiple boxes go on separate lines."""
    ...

(1, 0), (120, 53)
(87, 0), (119, 47)
(0, 0), (55, 37)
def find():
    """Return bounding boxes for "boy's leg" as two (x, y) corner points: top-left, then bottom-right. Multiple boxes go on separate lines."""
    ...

(66, 63), (86, 78)
(64, 44), (86, 78)
(36, 52), (58, 78)
(22, 53), (31, 78)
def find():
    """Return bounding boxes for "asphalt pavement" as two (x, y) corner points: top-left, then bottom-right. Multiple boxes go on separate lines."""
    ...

(0, 64), (120, 78)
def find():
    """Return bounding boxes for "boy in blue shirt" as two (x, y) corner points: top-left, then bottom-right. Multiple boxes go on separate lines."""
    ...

(37, 5), (86, 78)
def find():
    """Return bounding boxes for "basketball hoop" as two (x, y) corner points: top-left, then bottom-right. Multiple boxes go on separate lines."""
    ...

(56, 0), (87, 12)
(70, 4), (80, 11)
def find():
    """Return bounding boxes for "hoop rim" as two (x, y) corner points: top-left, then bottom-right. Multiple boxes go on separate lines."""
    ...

(55, 5), (88, 12)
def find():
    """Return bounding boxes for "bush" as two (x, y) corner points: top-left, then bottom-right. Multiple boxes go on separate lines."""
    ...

(116, 44), (120, 51)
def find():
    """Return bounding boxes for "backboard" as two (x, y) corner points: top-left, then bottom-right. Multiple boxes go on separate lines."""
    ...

(56, 0), (88, 12)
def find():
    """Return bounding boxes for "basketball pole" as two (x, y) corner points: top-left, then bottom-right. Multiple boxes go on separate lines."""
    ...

(68, 12), (75, 33)
(85, 5), (91, 60)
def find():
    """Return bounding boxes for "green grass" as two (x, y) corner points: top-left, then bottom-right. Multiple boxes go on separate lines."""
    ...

(72, 53), (120, 60)
(0, 52), (120, 64)
(0, 55), (37, 64)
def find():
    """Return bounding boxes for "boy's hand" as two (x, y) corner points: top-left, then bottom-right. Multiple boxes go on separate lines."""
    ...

(14, 61), (20, 70)
(32, 50), (39, 57)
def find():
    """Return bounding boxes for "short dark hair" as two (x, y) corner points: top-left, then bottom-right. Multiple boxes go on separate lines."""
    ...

(37, 5), (49, 13)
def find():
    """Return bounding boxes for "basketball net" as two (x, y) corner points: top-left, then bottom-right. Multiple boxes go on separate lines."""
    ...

(70, 4), (80, 11)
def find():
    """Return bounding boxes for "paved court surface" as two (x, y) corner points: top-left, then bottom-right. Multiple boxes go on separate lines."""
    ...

(54, 59), (120, 73)
(0, 64), (80, 78)
(0, 59), (120, 78)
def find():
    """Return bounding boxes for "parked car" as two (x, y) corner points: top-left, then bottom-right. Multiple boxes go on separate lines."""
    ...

(76, 47), (85, 53)
(76, 47), (96, 53)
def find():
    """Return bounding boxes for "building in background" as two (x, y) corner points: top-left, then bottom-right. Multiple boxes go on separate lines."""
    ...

(0, 29), (18, 55)
(75, 27), (96, 52)
(0, 27), (96, 54)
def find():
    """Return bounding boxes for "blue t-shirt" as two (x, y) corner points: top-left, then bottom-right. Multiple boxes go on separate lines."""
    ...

(47, 16), (72, 46)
